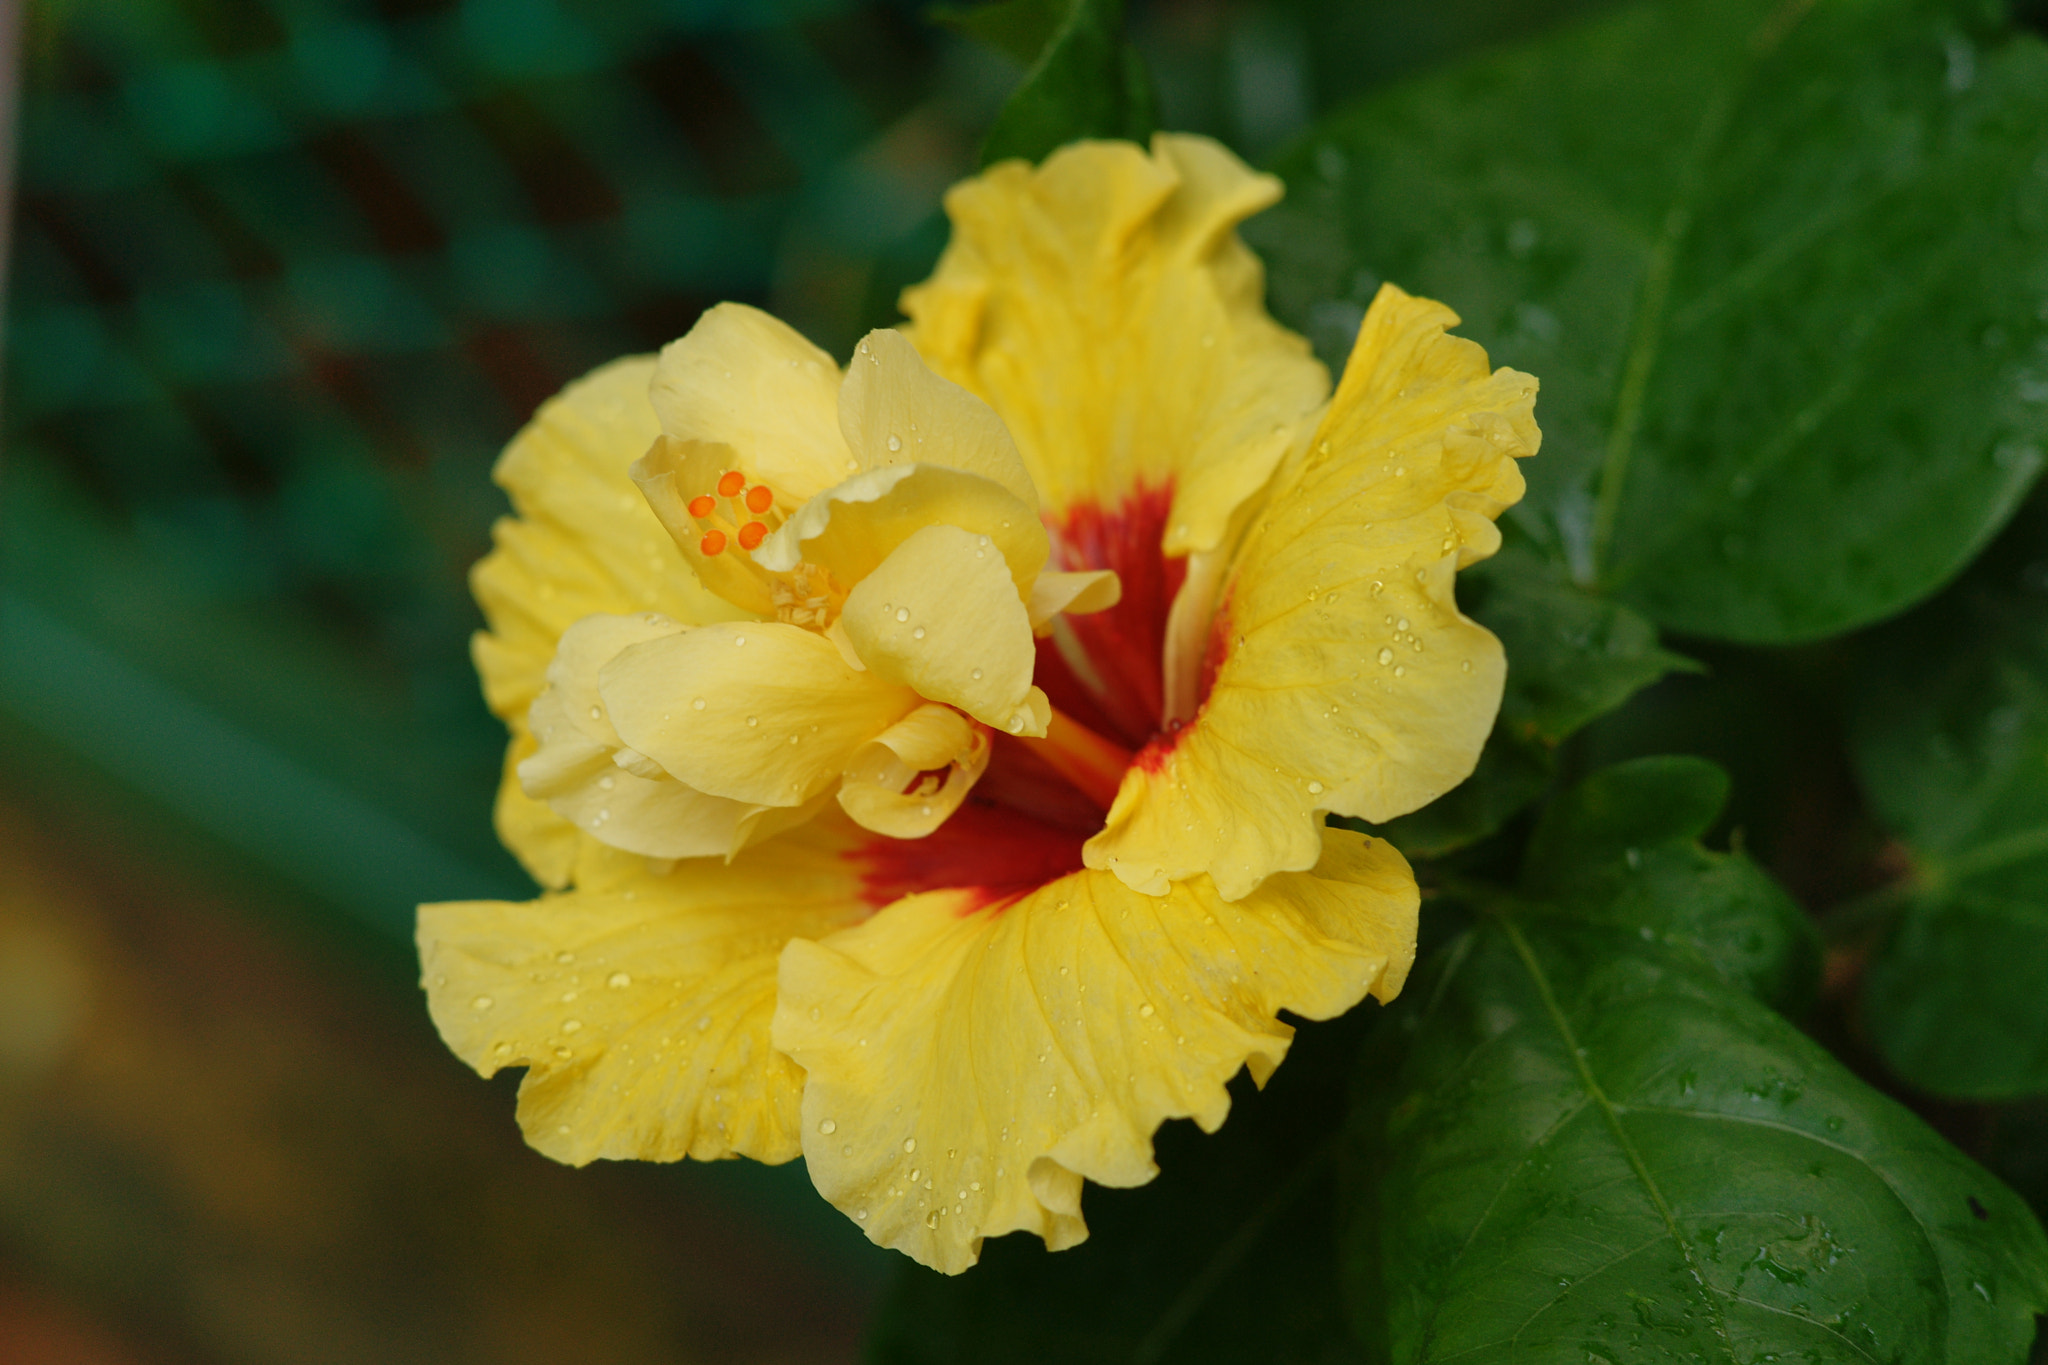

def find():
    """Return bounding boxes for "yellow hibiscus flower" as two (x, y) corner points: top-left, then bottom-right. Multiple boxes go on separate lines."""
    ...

(418, 134), (1538, 1273)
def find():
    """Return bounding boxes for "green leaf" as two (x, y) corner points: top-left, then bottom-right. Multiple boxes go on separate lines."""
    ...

(1257, 0), (2048, 643)
(1375, 543), (1697, 859)
(864, 1006), (1366, 1364)
(929, 0), (1067, 66)
(1849, 507), (2048, 1098)
(1345, 759), (2047, 1362)
(971, 0), (1157, 167)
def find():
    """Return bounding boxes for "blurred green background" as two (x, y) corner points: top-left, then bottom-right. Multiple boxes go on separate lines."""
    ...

(0, 0), (1624, 1359)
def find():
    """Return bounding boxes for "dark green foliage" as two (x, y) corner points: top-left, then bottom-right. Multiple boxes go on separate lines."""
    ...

(1850, 499), (2048, 1098)
(949, 0), (1159, 166)
(1257, 0), (2048, 643)
(1346, 760), (2048, 1363)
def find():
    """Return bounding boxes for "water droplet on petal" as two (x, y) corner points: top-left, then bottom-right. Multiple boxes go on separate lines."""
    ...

(1378, 647), (1394, 666)
(895, 607), (910, 622)
(819, 1118), (838, 1135)
(692, 697), (707, 710)
(608, 972), (631, 989)
(1139, 1003), (1155, 1018)
(903, 1137), (917, 1154)
(471, 995), (494, 1011)
(1307, 781), (1324, 795)
(887, 434), (902, 452)
(912, 626), (926, 640)
(562, 1018), (582, 1033)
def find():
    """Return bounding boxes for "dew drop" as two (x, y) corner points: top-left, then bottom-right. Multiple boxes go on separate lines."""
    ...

(970, 1181), (981, 1191)
(856, 1208), (869, 1221)
(903, 1137), (917, 1154)
(1394, 665), (1406, 677)
(887, 434), (902, 452)
(471, 995), (494, 1011)
(562, 1019), (583, 1033)
(819, 1118), (838, 1135)
(589, 705), (602, 720)
(608, 972), (631, 989)
(746, 716), (759, 727)
(734, 634), (747, 646)
(1139, 1003), (1156, 1018)
(598, 775), (614, 790)
(970, 668), (983, 680)
(692, 697), (707, 710)
(912, 626), (926, 640)
(1378, 647), (1394, 665)
(895, 607), (911, 622)
(1396, 617), (1410, 632)
(908, 1168), (922, 1182)
(1308, 781), (1325, 795)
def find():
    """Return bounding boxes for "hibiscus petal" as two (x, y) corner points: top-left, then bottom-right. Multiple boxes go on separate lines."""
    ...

(648, 302), (847, 502)
(901, 134), (1328, 553)
(754, 461), (1048, 600)
(600, 621), (917, 807)
(470, 356), (752, 887)
(1027, 569), (1123, 633)
(837, 703), (990, 838)
(1088, 284), (1538, 900)
(520, 684), (769, 859)
(772, 825), (1415, 1273)
(839, 327), (1040, 510)
(419, 824), (871, 1166)
(840, 524), (1046, 736)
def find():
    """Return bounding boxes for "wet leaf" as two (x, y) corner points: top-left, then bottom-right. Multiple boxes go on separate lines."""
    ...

(1258, 0), (2048, 643)
(1345, 759), (2047, 1362)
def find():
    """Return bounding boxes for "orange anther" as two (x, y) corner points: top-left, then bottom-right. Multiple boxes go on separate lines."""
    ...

(744, 484), (774, 514)
(700, 529), (728, 556)
(687, 494), (716, 518)
(717, 471), (746, 497)
(737, 521), (768, 551)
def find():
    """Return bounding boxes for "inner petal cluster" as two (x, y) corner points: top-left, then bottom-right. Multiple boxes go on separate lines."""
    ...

(516, 307), (1122, 857)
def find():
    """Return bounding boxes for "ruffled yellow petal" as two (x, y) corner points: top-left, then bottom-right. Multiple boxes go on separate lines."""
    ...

(837, 704), (991, 838)
(649, 302), (846, 502)
(599, 621), (918, 808)
(841, 328), (1039, 511)
(771, 825), (1416, 1273)
(841, 524), (1046, 736)
(901, 134), (1327, 553)
(419, 819), (871, 1166)
(469, 356), (752, 887)
(1087, 284), (1538, 900)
